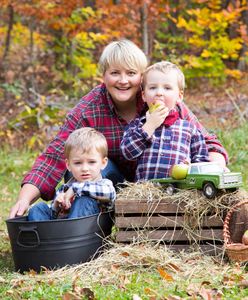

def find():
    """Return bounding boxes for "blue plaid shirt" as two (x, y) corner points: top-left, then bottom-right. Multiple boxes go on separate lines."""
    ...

(121, 116), (209, 181)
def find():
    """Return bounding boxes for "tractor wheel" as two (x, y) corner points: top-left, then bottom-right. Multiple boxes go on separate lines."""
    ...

(165, 184), (175, 196)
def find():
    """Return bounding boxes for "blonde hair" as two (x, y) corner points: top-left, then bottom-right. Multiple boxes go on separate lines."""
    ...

(64, 128), (108, 158)
(99, 39), (148, 74)
(143, 61), (185, 91)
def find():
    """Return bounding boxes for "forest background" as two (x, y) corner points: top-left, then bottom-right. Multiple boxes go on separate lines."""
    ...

(0, 0), (247, 150)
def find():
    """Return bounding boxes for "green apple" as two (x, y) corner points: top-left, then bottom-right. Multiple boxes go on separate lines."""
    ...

(242, 229), (248, 245)
(170, 163), (189, 180)
(148, 102), (161, 113)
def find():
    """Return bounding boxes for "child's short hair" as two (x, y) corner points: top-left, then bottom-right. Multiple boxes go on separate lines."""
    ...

(64, 128), (108, 158)
(143, 61), (185, 91)
(99, 39), (148, 74)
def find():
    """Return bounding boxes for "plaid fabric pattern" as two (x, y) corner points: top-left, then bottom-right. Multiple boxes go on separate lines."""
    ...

(22, 83), (228, 200)
(51, 178), (115, 217)
(71, 179), (116, 206)
(121, 116), (209, 181)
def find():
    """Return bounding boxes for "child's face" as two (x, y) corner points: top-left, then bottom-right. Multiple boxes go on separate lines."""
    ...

(66, 147), (108, 182)
(142, 69), (183, 111)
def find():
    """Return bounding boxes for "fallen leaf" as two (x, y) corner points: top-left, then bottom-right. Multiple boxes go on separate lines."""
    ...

(166, 295), (183, 300)
(28, 269), (37, 276)
(62, 292), (81, 300)
(144, 287), (158, 299)
(10, 279), (24, 288)
(198, 287), (214, 300)
(133, 294), (142, 300)
(144, 287), (152, 294)
(238, 280), (248, 288)
(0, 276), (6, 283)
(121, 251), (130, 257)
(111, 264), (120, 272)
(81, 288), (95, 300)
(157, 267), (173, 281)
(167, 262), (182, 272)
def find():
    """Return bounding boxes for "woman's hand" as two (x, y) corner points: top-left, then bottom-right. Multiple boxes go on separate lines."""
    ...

(9, 184), (40, 219)
(208, 151), (227, 169)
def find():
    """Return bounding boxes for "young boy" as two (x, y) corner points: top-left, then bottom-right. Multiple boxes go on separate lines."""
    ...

(28, 128), (116, 220)
(120, 61), (209, 181)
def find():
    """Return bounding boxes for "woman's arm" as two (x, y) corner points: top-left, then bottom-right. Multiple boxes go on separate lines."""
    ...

(177, 101), (228, 166)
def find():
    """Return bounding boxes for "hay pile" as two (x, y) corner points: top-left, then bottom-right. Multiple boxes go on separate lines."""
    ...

(13, 240), (231, 288)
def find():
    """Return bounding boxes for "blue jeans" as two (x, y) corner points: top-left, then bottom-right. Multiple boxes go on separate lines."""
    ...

(27, 196), (100, 221)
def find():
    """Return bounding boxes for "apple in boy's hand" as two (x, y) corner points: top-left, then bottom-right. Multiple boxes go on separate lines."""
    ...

(242, 230), (248, 245)
(148, 100), (166, 113)
(170, 163), (189, 180)
(149, 102), (161, 113)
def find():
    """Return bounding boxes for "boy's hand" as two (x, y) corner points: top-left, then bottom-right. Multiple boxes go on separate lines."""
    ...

(55, 187), (74, 211)
(143, 101), (169, 136)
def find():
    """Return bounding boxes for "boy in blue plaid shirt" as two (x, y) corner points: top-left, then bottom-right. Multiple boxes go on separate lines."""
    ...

(28, 128), (116, 220)
(121, 61), (209, 181)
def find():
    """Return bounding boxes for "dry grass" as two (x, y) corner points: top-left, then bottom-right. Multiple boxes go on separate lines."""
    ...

(11, 240), (231, 287)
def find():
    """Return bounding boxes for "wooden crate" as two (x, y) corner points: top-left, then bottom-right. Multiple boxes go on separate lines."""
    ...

(115, 198), (224, 254)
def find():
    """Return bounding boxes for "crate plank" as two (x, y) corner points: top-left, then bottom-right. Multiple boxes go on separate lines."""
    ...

(169, 244), (223, 255)
(115, 198), (224, 251)
(115, 199), (185, 214)
(116, 229), (223, 243)
(115, 215), (223, 228)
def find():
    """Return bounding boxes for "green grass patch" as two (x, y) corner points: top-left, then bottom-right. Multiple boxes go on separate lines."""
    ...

(217, 122), (248, 190)
(0, 148), (38, 228)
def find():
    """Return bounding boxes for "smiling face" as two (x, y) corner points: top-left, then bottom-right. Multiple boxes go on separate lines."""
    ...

(66, 147), (108, 182)
(142, 69), (183, 111)
(103, 65), (142, 105)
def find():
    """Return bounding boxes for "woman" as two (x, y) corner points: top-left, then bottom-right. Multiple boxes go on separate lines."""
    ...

(10, 39), (228, 218)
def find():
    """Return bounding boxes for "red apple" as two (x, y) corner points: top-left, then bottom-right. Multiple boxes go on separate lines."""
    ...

(242, 229), (248, 245)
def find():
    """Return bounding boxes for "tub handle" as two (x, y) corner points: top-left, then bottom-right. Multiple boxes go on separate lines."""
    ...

(17, 225), (41, 248)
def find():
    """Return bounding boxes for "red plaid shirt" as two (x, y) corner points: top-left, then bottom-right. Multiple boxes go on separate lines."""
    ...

(23, 83), (228, 200)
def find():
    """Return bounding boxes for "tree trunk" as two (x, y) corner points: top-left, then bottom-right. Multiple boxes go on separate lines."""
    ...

(29, 19), (36, 92)
(1, 4), (14, 101)
(140, 2), (149, 57)
(238, 0), (248, 71)
(2, 4), (14, 62)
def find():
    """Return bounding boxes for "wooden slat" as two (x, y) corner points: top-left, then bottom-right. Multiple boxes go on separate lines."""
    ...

(115, 200), (185, 214)
(168, 244), (224, 255)
(116, 229), (223, 243)
(115, 215), (223, 228)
